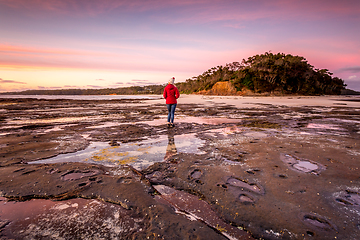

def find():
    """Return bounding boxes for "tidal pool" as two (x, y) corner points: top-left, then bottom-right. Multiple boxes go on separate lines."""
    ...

(307, 123), (343, 131)
(139, 116), (243, 126)
(293, 160), (319, 173)
(30, 133), (206, 170)
(75, 116), (243, 129)
(280, 153), (326, 175)
(0, 197), (144, 239)
(6, 114), (124, 126)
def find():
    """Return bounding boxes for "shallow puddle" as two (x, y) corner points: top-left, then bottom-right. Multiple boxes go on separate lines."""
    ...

(0, 198), (144, 239)
(335, 190), (360, 208)
(87, 122), (121, 129)
(61, 169), (100, 181)
(30, 133), (206, 170)
(0, 125), (22, 130)
(243, 131), (268, 138)
(307, 123), (343, 131)
(301, 213), (337, 231)
(6, 114), (124, 126)
(43, 124), (77, 133)
(153, 185), (253, 240)
(280, 154), (326, 175)
(206, 126), (244, 135)
(140, 116), (243, 126)
(239, 193), (256, 203)
(293, 161), (319, 173)
(7, 116), (95, 125)
(56, 116), (246, 130)
(43, 126), (64, 132)
(226, 177), (265, 195)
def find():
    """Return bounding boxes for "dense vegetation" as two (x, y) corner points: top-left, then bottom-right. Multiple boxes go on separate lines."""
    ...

(176, 52), (345, 95)
(1, 52), (347, 96)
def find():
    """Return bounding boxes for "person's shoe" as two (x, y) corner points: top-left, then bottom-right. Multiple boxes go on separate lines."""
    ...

(170, 123), (175, 128)
(167, 122), (171, 128)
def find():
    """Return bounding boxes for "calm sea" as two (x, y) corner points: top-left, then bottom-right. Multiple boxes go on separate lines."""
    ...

(0, 95), (160, 100)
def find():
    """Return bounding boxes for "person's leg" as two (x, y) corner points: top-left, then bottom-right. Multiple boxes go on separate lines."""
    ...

(166, 104), (171, 124)
(170, 104), (177, 124)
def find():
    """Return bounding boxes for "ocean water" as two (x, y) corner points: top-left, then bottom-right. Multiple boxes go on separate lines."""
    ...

(0, 95), (160, 100)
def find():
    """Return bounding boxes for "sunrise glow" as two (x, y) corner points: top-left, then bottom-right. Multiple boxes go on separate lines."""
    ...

(1, 0), (359, 92)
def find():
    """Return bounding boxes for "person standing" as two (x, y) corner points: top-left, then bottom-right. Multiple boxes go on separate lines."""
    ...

(163, 77), (180, 128)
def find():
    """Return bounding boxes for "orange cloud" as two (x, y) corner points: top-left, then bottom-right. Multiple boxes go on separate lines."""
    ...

(0, 41), (222, 73)
(0, 44), (104, 56)
(0, 43), (120, 71)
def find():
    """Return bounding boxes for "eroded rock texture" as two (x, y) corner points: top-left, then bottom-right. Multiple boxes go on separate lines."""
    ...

(1, 96), (359, 239)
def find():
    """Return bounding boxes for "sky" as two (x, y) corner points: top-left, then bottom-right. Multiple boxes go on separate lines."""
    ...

(0, 0), (360, 92)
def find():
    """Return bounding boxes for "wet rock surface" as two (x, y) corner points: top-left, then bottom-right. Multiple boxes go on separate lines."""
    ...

(0, 96), (360, 239)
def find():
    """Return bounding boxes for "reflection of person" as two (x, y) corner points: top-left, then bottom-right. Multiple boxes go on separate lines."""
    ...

(164, 134), (177, 161)
(163, 77), (180, 128)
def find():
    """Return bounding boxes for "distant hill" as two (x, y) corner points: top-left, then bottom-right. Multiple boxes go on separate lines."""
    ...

(176, 52), (346, 96)
(340, 88), (360, 95)
(1, 85), (166, 96)
(1, 52), (349, 96)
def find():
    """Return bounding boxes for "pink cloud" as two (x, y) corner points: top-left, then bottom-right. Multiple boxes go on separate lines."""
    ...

(86, 85), (104, 89)
(338, 66), (360, 73)
(274, 0), (360, 17)
(1, 0), (124, 17)
(0, 0), (210, 17)
(130, 79), (161, 86)
(0, 78), (26, 84)
(2, 0), (359, 24)
(148, 0), (360, 26)
(37, 86), (62, 90)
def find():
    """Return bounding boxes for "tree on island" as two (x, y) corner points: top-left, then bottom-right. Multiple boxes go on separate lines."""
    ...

(176, 52), (346, 95)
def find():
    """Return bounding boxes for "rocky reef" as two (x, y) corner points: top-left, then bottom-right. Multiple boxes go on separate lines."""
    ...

(0, 96), (359, 239)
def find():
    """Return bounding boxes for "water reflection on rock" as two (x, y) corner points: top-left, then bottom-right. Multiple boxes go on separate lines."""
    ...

(164, 133), (177, 161)
(0, 198), (144, 239)
(301, 213), (338, 232)
(30, 133), (205, 170)
(153, 185), (254, 240)
(226, 177), (265, 195)
(1, 96), (360, 239)
(61, 169), (100, 181)
(335, 190), (360, 208)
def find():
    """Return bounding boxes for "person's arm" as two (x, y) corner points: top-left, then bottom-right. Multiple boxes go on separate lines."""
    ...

(175, 87), (180, 99)
(163, 88), (167, 99)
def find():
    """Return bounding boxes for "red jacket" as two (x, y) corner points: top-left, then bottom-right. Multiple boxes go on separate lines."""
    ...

(163, 84), (180, 104)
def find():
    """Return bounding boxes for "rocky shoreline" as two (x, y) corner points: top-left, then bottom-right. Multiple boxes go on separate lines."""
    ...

(0, 95), (359, 239)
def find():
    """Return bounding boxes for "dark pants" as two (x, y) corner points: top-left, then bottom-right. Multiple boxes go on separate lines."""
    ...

(166, 104), (177, 123)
